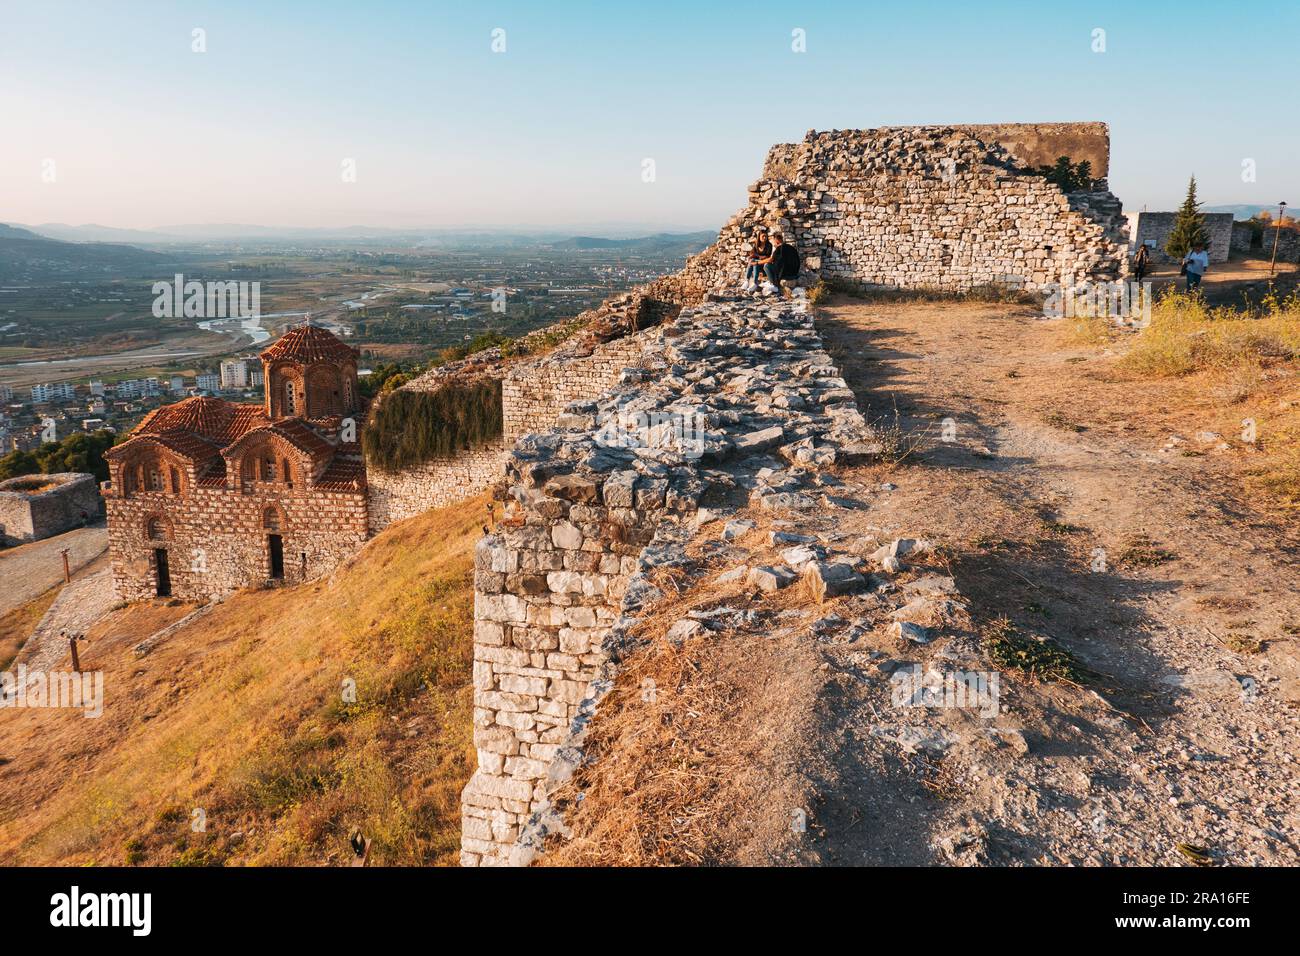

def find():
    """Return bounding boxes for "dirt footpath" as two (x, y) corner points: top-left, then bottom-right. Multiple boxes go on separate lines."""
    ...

(810, 297), (1299, 865)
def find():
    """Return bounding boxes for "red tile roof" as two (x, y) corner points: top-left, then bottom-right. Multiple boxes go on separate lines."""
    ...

(260, 324), (357, 364)
(104, 428), (221, 463)
(132, 397), (269, 444)
(316, 457), (367, 492)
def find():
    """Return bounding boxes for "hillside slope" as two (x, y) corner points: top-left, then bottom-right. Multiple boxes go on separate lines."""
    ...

(0, 495), (486, 866)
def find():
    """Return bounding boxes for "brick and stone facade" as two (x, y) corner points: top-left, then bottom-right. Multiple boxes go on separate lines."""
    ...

(103, 325), (368, 602)
(0, 472), (102, 545)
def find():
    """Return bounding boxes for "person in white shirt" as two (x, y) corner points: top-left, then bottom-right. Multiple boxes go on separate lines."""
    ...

(1182, 242), (1209, 291)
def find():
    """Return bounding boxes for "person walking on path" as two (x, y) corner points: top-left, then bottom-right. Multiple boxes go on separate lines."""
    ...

(1182, 241), (1209, 292)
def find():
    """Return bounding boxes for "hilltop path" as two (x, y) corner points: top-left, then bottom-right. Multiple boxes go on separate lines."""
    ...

(809, 297), (1300, 865)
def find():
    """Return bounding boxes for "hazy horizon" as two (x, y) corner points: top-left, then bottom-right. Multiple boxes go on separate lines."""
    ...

(4, 0), (1297, 233)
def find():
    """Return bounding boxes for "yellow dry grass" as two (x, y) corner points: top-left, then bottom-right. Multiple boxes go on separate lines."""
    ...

(1117, 291), (1300, 509)
(0, 495), (487, 866)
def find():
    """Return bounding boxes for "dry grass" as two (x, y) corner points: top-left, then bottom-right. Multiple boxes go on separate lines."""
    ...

(0, 496), (486, 866)
(1121, 290), (1300, 378)
(1113, 532), (1177, 569)
(540, 512), (830, 866)
(0, 587), (59, 671)
(1111, 290), (1300, 509)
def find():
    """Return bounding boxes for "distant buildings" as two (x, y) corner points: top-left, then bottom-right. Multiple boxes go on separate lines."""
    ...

(115, 378), (161, 399)
(31, 382), (76, 403)
(196, 373), (220, 393)
(220, 359), (250, 389)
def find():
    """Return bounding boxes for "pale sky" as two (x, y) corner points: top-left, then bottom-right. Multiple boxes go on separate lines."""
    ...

(2, 0), (1296, 232)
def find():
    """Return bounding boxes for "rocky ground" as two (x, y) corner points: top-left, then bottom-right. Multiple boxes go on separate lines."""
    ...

(545, 293), (1298, 867)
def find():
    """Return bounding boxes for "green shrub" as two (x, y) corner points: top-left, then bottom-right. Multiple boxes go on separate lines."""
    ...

(363, 379), (502, 472)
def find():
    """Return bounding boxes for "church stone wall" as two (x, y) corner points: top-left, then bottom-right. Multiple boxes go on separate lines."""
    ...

(106, 483), (368, 603)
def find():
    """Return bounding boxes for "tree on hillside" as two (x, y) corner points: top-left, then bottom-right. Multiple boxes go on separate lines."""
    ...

(1166, 176), (1210, 259)
(0, 429), (119, 482)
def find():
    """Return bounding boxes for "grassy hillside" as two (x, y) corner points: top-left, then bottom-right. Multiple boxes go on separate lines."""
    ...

(0, 496), (486, 866)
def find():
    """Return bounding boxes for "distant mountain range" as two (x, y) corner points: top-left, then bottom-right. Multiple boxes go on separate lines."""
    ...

(1204, 204), (1292, 221)
(0, 224), (171, 282)
(10, 222), (721, 247)
(547, 232), (717, 252)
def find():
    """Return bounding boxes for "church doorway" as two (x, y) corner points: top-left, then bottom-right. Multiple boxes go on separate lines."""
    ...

(268, 534), (284, 580)
(154, 548), (171, 597)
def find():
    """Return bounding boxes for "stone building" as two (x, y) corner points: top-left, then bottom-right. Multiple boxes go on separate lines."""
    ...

(1126, 211), (1234, 263)
(0, 472), (102, 545)
(103, 324), (368, 602)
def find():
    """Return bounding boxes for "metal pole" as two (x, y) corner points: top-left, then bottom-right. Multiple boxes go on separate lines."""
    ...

(67, 631), (80, 673)
(1269, 202), (1288, 277)
(61, 548), (71, 583)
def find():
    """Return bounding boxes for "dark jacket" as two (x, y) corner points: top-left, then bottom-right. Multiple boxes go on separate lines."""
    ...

(770, 242), (800, 279)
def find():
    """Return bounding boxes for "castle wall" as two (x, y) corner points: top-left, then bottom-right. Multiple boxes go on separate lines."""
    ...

(365, 439), (511, 532)
(0, 473), (102, 545)
(652, 125), (1128, 299)
(460, 296), (873, 866)
(1231, 219), (1300, 262)
(366, 335), (648, 532)
(106, 484), (368, 602)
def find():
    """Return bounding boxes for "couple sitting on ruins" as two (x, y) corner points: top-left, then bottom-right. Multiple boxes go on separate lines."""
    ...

(742, 226), (800, 296)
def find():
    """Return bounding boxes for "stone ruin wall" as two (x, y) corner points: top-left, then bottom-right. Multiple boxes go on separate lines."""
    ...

(0, 472), (102, 545)
(651, 124), (1127, 300)
(107, 483), (368, 602)
(1126, 211), (1234, 263)
(460, 296), (873, 865)
(1231, 219), (1300, 263)
(365, 331), (650, 532)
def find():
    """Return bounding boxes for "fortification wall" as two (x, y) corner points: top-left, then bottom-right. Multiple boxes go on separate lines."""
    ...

(650, 125), (1127, 300)
(1232, 219), (1300, 262)
(367, 332), (650, 532)
(0, 472), (102, 545)
(460, 295), (874, 865)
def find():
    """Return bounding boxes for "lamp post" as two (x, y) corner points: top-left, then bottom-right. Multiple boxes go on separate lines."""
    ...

(1269, 201), (1288, 277)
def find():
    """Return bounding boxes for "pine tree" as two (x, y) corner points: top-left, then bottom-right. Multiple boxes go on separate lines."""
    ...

(1165, 176), (1210, 259)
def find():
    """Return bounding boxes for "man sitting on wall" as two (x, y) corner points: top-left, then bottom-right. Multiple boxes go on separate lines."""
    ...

(756, 232), (800, 296)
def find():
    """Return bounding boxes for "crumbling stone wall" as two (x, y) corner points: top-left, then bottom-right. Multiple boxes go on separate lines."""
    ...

(365, 439), (511, 531)
(460, 295), (873, 865)
(1231, 219), (1300, 262)
(0, 473), (102, 545)
(652, 124), (1127, 299)
(106, 484), (368, 602)
(367, 331), (651, 531)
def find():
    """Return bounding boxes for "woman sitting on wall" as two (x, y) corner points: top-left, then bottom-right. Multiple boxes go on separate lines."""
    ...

(742, 227), (772, 291)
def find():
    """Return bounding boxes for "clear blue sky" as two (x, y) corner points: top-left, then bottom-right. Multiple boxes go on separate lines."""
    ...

(2, 0), (1296, 232)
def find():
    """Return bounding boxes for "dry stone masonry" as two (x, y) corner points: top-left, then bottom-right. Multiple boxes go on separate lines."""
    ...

(652, 124), (1128, 300)
(460, 294), (875, 865)
(0, 472), (102, 545)
(366, 296), (670, 530)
